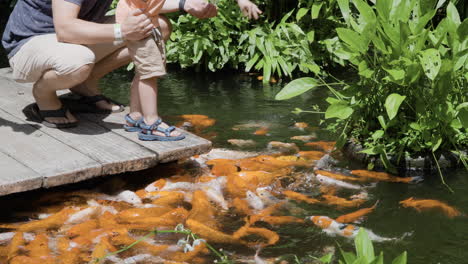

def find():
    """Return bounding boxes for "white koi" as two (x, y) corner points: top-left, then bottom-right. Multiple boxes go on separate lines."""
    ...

(316, 174), (361, 190)
(0, 232), (14, 243)
(65, 206), (100, 225)
(246, 191), (265, 211)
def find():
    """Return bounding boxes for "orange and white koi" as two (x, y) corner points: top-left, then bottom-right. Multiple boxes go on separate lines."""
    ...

(399, 197), (461, 218)
(267, 141), (299, 154)
(307, 216), (394, 242)
(290, 135), (316, 142)
(316, 174), (361, 190)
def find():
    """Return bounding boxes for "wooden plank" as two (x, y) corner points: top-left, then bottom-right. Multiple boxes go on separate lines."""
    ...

(0, 108), (102, 188)
(80, 111), (212, 163)
(0, 76), (159, 179)
(0, 151), (42, 196)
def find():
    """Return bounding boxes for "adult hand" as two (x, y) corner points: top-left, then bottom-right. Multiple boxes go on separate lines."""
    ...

(121, 9), (153, 41)
(237, 0), (262, 20)
(184, 0), (218, 19)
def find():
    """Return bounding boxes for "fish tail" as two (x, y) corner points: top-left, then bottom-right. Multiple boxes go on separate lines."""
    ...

(410, 176), (424, 183)
(372, 200), (380, 209)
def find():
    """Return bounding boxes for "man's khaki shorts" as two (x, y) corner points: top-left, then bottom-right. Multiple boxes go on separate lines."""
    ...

(9, 33), (125, 83)
(126, 27), (166, 80)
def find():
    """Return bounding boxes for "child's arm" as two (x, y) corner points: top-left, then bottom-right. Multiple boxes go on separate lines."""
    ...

(236, 0), (262, 20)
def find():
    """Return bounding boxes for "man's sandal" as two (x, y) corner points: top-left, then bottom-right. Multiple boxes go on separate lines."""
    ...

(138, 118), (185, 141)
(30, 103), (78, 128)
(63, 94), (124, 114)
(124, 114), (143, 132)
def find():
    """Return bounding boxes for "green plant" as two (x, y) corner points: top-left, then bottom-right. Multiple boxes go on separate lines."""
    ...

(92, 224), (233, 264)
(315, 229), (407, 264)
(276, 0), (468, 178)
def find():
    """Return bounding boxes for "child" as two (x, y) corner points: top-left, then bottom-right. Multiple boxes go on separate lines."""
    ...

(116, 0), (185, 141)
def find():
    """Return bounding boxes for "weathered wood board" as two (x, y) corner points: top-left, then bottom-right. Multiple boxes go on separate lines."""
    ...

(0, 67), (212, 195)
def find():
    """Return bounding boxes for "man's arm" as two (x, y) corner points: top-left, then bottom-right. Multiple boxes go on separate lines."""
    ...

(53, 0), (153, 44)
(160, 0), (218, 19)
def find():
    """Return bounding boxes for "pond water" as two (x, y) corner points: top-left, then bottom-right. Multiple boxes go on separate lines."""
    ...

(0, 71), (467, 264)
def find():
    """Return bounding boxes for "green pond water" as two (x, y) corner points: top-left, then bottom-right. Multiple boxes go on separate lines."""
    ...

(1, 70), (467, 263)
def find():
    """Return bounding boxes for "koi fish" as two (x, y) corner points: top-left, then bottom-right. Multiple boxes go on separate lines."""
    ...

(351, 170), (417, 183)
(246, 191), (265, 211)
(335, 201), (379, 223)
(254, 127), (269, 136)
(293, 122), (309, 129)
(267, 141), (299, 154)
(305, 141), (335, 152)
(290, 135), (316, 142)
(315, 170), (367, 182)
(228, 139), (257, 147)
(316, 174), (362, 190)
(399, 197), (461, 218)
(307, 216), (394, 242)
(321, 194), (366, 208)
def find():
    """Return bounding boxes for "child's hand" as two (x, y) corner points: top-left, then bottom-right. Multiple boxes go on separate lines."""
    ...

(236, 0), (262, 20)
(185, 0), (218, 19)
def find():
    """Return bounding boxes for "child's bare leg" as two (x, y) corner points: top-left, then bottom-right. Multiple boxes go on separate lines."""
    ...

(139, 77), (181, 137)
(128, 74), (142, 121)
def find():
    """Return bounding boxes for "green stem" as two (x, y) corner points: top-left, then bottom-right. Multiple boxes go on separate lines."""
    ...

(431, 151), (454, 193)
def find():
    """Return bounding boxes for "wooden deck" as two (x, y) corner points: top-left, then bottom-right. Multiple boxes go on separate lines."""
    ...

(0, 68), (212, 196)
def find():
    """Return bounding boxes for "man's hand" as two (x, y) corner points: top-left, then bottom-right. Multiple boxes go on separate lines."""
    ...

(121, 9), (153, 41)
(237, 0), (262, 20)
(184, 0), (218, 19)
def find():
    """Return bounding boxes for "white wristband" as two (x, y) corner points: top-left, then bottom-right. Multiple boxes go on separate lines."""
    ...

(113, 23), (123, 44)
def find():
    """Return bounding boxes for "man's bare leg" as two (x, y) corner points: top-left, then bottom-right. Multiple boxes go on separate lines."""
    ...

(71, 47), (131, 111)
(33, 64), (93, 124)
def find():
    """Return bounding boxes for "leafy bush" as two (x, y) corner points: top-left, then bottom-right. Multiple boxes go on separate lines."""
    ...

(277, 0), (468, 171)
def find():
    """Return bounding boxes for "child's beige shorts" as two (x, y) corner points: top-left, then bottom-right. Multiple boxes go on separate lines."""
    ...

(126, 27), (167, 80)
(9, 33), (125, 83)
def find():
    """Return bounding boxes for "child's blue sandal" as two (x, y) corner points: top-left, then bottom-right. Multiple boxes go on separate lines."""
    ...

(124, 114), (143, 132)
(138, 118), (185, 141)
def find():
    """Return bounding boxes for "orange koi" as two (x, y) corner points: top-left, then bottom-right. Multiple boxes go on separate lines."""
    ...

(304, 141), (335, 152)
(233, 224), (279, 246)
(227, 139), (257, 147)
(283, 190), (320, 204)
(188, 190), (218, 229)
(66, 219), (98, 238)
(335, 201), (379, 223)
(254, 127), (269, 136)
(7, 232), (24, 260)
(1, 207), (78, 232)
(315, 170), (367, 182)
(9, 256), (42, 264)
(351, 170), (413, 183)
(400, 197), (461, 218)
(232, 197), (253, 215)
(298, 151), (326, 160)
(57, 237), (81, 264)
(151, 192), (185, 207)
(293, 122), (309, 129)
(26, 234), (50, 258)
(186, 219), (238, 244)
(117, 206), (173, 222)
(210, 162), (238, 176)
(321, 194), (366, 208)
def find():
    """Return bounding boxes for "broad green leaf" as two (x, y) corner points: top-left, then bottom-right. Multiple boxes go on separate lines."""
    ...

(392, 251), (407, 264)
(353, 0), (377, 29)
(339, 248), (356, 264)
(336, 28), (368, 53)
(375, 0), (391, 21)
(385, 93), (406, 120)
(307, 30), (315, 43)
(263, 57), (272, 84)
(446, 2), (461, 25)
(311, 2), (324, 19)
(372, 130), (384, 140)
(245, 53), (260, 72)
(337, 0), (351, 25)
(419, 49), (442, 80)
(370, 252), (384, 264)
(432, 137), (443, 152)
(296, 8), (308, 21)
(458, 106), (468, 129)
(360, 147), (380, 155)
(458, 19), (468, 41)
(325, 102), (354, 119)
(275, 78), (319, 100)
(355, 229), (375, 262)
(383, 68), (405, 81)
(319, 252), (334, 263)
(436, 0), (447, 10)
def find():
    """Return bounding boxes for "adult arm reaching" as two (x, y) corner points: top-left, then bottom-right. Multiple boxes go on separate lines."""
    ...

(236, 0), (262, 20)
(52, 0), (153, 44)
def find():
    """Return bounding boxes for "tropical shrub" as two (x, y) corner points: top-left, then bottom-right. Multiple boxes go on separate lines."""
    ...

(277, 0), (468, 172)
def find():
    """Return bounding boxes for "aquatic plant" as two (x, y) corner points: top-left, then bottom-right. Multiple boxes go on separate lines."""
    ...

(276, 0), (468, 176)
(316, 229), (407, 264)
(92, 224), (233, 264)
